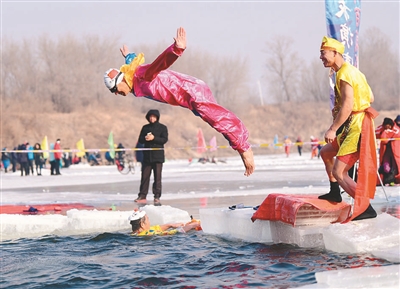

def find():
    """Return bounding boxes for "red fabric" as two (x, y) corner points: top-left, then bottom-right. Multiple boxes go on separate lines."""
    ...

(132, 44), (250, 154)
(197, 128), (207, 154)
(343, 107), (379, 222)
(251, 193), (351, 226)
(54, 142), (62, 160)
(375, 123), (400, 184)
(0, 203), (94, 214)
(311, 137), (319, 158)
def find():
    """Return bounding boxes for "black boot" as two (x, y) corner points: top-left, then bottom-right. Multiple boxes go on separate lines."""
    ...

(318, 181), (342, 202)
(352, 204), (377, 221)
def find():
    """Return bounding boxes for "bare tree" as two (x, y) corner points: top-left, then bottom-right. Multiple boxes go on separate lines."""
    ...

(2, 38), (38, 100)
(1, 34), (252, 116)
(205, 54), (250, 110)
(300, 59), (331, 102)
(171, 48), (251, 111)
(359, 27), (399, 110)
(263, 35), (302, 103)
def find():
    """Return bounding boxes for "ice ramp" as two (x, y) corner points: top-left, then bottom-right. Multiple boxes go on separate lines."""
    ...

(251, 193), (352, 225)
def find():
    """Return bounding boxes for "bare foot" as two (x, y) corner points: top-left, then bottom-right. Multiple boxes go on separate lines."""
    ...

(240, 148), (255, 176)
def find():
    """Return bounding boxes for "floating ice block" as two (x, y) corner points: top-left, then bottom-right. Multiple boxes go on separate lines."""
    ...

(1, 206), (193, 240)
(65, 209), (131, 234)
(200, 207), (273, 243)
(270, 221), (325, 248)
(142, 205), (191, 225)
(294, 265), (400, 288)
(1, 214), (68, 240)
(315, 264), (400, 288)
(323, 213), (400, 261)
(199, 208), (231, 235)
(201, 206), (337, 247)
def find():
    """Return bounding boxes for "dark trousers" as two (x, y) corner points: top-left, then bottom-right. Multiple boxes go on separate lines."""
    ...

(35, 161), (42, 175)
(138, 162), (163, 199)
(20, 162), (29, 176)
(50, 160), (56, 175)
(11, 160), (17, 172)
(28, 159), (34, 174)
(55, 159), (61, 174)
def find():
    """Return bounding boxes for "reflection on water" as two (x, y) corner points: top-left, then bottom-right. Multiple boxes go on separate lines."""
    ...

(1, 232), (393, 289)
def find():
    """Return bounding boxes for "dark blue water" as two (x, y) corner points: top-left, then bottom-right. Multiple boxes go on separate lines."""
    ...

(1, 232), (393, 289)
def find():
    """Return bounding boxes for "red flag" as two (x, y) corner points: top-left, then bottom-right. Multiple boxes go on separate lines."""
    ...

(197, 128), (207, 154)
(209, 136), (217, 152)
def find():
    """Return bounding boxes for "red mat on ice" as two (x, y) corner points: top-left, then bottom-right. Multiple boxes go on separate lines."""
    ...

(251, 194), (351, 226)
(0, 203), (95, 214)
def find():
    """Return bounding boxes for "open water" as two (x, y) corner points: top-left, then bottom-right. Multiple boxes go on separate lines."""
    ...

(1, 231), (393, 289)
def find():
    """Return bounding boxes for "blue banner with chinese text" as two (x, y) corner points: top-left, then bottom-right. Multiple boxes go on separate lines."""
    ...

(325, 0), (361, 108)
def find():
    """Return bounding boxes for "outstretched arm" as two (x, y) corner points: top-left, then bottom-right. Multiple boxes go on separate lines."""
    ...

(142, 27), (186, 81)
(160, 223), (185, 231)
(119, 27), (185, 58)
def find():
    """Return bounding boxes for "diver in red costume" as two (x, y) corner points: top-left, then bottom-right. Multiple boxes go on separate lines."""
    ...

(104, 27), (254, 176)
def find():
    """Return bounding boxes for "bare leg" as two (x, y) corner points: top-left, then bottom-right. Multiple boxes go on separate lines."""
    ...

(320, 143), (337, 181)
(240, 148), (255, 177)
(332, 159), (356, 198)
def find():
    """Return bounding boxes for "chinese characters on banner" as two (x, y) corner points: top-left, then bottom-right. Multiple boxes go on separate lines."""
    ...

(325, 0), (361, 108)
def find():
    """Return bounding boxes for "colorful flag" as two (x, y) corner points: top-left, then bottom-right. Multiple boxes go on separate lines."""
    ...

(325, 0), (361, 108)
(209, 136), (217, 152)
(108, 131), (115, 159)
(76, 139), (85, 157)
(41, 136), (49, 159)
(197, 128), (207, 154)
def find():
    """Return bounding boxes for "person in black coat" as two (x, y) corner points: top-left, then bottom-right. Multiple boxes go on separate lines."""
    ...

(33, 143), (44, 176)
(17, 143), (29, 176)
(135, 109), (168, 205)
(11, 146), (18, 173)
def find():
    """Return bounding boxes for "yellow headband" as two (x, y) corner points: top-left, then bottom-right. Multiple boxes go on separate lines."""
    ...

(320, 36), (345, 55)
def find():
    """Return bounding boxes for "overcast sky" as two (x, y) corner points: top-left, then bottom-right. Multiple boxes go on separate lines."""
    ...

(2, 1), (399, 83)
